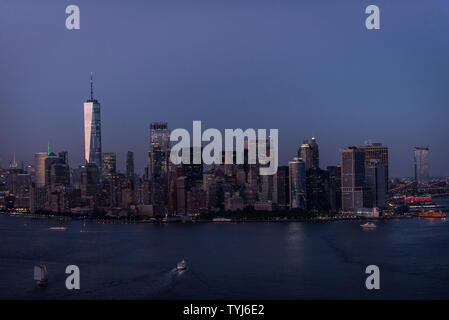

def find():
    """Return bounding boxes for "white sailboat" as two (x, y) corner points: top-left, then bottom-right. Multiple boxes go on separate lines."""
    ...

(34, 264), (48, 287)
(49, 226), (67, 231)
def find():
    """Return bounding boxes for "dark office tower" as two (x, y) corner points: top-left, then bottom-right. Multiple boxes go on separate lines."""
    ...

(327, 165), (342, 212)
(276, 166), (289, 210)
(310, 137), (319, 169)
(126, 151), (134, 179)
(259, 173), (277, 204)
(102, 152), (116, 181)
(121, 178), (135, 208)
(110, 173), (129, 208)
(7, 168), (23, 194)
(149, 122), (169, 213)
(182, 147), (203, 190)
(83, 73), (102, 170)
(141, 179), (151, 205)
(44, 152), (59, 186)
(306, 167), (330, 213)
(14, 174), (31, 212)
(58, 151), (69, 165)
(48, 157), (71, 213)
(7, 169), (31, 212)
(80, 163), (100, 202)
(359, 142), (389, 191)
(71, 167), (82, 189)
(341, 147), (371, 211)
(50, 161), (70, 188)
(289, 157), (306, 210)
(174, 176), (186, 214)
(414, 147), (429, 185)
(298, 141), (313, 170)
(187, 187), (207, 215)
(168, 164), (183, 214)
(365, 159), (386, 208)
(133, 177), (143, 205)
(41, 150), (70, 212)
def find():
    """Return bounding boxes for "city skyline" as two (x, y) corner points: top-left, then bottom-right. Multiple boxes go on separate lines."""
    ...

(3, 1), (449, 307)
(0, 74), (439, 179)
(1, 1), (449, 177)
(0, 114), (439, 179)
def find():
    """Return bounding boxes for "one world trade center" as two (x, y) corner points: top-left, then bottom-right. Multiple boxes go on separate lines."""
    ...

(83, 73), (102, 168)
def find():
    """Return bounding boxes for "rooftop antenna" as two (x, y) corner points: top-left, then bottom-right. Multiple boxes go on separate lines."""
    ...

(90, 72), (94, 100)
(47, 142), (50, 156)
(10, 153), (17, 169)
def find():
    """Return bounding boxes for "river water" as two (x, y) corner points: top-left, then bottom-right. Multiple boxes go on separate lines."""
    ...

(0, 197), (448, 299)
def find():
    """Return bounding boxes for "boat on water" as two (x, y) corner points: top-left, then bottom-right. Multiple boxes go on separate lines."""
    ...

(418, 210), (446, 218)
(360, 222), (376, 229)
(212, 217), (233, 222)
(34, 264), (48, 287)
(49, 226), (67, 231)
(177, 260), (187, 271)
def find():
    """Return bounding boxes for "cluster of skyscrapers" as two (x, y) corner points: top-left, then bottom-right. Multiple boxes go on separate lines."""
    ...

(0, 77), (433, 217)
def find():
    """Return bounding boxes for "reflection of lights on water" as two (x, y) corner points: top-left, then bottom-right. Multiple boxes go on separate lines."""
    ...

(177, 269), (186, 276)
(286, 223), (304, 241)
(419, 217), (446, 225)
(284, 223), (306, 266)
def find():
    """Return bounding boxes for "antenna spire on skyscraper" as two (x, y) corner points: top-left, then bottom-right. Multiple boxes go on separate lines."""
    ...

(90, 72), (94, 100)
(10, 153), (17, 169)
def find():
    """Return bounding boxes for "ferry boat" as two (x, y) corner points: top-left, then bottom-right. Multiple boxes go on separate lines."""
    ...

(418, 210), (446, 218)
(405, 196), (444, 212)
(49, 226), (67, 231)
(177, 260), (187, 271)
(212, 217), (233, 222)
(360, 222), (376, 229)
(34, 264), (48, 287)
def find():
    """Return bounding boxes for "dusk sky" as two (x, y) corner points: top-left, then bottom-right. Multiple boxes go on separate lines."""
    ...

(1, 0), (448, 177)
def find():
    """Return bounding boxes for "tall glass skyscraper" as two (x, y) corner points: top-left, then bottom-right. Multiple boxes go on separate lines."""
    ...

(414, 146), (429, 185)
(298, 141), (313, 170)
(34, 152), (47, 188)
(310, 136), (319, 169)
(83, 73), (102, 169)
(149, 122), (170, 212)
(126, 151), (134, 179)
(289, 157), (306, 209)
